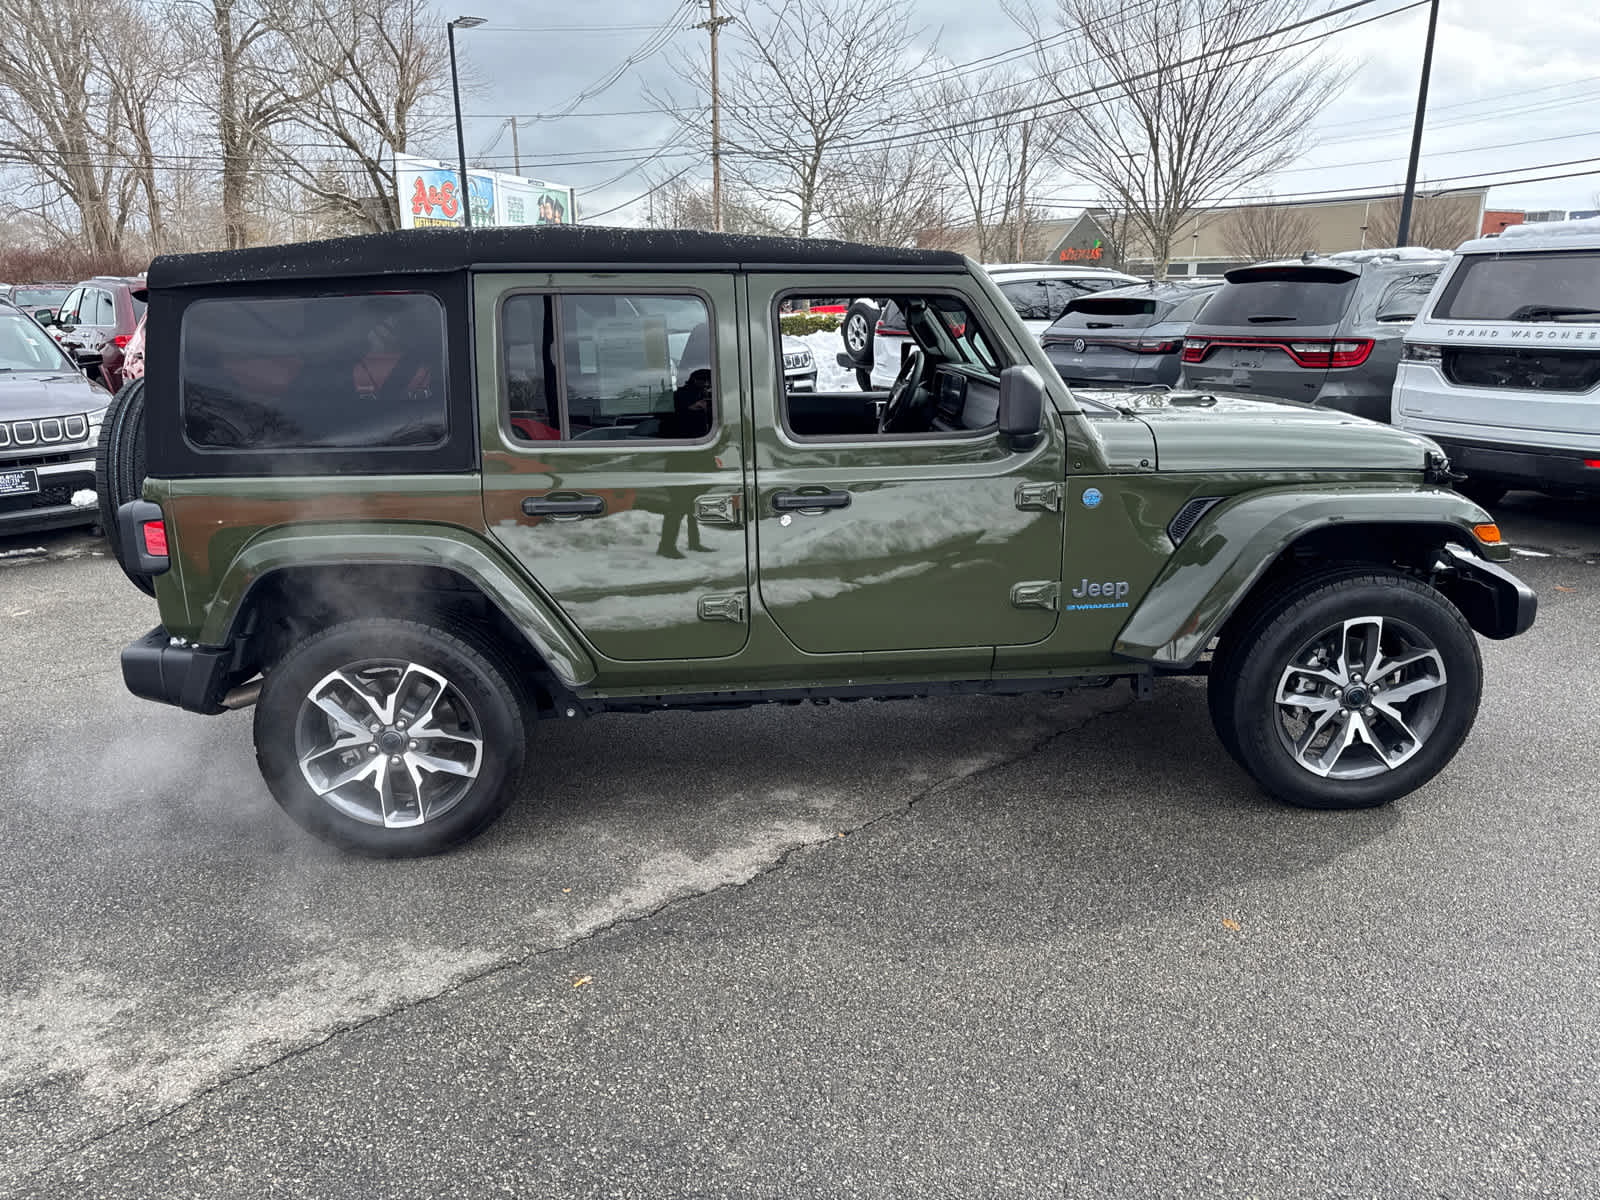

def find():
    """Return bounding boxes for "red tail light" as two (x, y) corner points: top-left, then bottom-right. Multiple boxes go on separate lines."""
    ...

(1182, 337), (1373, 369)
(112, 334), (132, 348)
(875, 321), (908, 336)
(1585, 459), (1600, 470)
(142, 520), (168, 557)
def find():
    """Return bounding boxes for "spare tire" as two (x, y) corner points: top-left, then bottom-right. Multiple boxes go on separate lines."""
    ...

(842, 300), (878, 366)
(95, 377), (155, 597)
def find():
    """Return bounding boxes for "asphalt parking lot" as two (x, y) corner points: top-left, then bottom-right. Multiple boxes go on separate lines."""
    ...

(2, 494), (1597, 1198)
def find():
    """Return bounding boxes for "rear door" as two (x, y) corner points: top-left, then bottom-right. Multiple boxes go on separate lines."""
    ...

(476, 273), (751, 662)
(1181, 266), (1360, 402)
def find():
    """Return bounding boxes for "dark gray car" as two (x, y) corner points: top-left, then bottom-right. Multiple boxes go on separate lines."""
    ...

(1041, 281), (1221, 388)
(1179, 252), (1447, 422)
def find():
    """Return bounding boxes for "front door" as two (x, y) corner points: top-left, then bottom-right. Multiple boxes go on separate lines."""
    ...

(750, 275), (1066, 655)
(477, 274), (749, 661)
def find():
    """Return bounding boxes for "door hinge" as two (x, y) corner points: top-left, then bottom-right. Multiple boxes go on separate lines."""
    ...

(1014, 481), (1062, 513)
(694, 492), (742, 526)
(1010, 580), (1060, 611)
(697, 593), (746, 623)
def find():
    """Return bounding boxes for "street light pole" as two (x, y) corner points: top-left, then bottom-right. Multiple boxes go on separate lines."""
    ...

(447, 16), (485, 230)
(1395, 0), (1439, 248)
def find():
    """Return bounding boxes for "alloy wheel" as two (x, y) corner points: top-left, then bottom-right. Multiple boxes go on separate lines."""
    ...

(1273, 615), (1448, 780)
(293, 659), (484, 828)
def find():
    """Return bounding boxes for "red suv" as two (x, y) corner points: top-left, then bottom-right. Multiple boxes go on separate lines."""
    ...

(47, 276), (146, 392)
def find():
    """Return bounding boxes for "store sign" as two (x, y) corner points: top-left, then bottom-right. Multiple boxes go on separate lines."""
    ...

(395, 154), (575, 228)
(1059, 239), (1104, 263)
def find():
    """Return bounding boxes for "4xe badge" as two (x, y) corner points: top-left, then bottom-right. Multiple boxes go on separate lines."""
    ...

(1081, 487), (1103, 508)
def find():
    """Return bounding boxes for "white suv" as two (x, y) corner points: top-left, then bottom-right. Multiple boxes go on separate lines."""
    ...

(1392, 218), (1600, 502)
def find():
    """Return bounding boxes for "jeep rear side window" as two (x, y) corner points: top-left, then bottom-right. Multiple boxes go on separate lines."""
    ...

(181, 293), (447, 451)
(502, 292), (715, 443)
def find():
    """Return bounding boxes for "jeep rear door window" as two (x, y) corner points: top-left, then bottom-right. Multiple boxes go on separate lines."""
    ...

(1432, 251), (1600, 321)
(181, 293), (447, 451)
(502, 292), (715, 442)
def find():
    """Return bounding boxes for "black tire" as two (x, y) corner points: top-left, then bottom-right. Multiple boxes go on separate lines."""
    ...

(254, 619), (527, 857)
(855, 366), (874, 392)
(842, 300), (877, 366)
(94, 377), (154, 596)
(1209, 569), (1481, 810)
(1455, 479), (1506, 508)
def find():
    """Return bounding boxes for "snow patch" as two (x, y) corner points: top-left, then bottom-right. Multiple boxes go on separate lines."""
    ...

(787, 328), (859, 391)
(0, 546), (48, 561)
(1511, 548), (1551, 558)
(1501, 215), (1600, 240)
(70, 488), (97, 508)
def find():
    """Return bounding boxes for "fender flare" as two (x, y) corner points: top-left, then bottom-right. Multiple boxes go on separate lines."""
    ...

(1113, 486), (1498, 667)
(201, 523), (597, 688)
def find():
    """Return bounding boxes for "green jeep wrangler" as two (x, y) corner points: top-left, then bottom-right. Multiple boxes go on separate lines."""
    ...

(99, 227), (1535, 856)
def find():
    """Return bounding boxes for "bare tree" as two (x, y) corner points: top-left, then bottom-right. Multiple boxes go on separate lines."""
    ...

(1221, 202), (1317, 262)
(816, 143), (955, 248)
(1016, 0), (1343, 275)
(931, 68), (1070, 262)
(0, 0), (133, 255)
(640, 173), (785, 235)
(269, 0), (450, 234)
(1367, 193), (1478, 250)
(177, 0), (333, 248)
(654, 0), (933, 236)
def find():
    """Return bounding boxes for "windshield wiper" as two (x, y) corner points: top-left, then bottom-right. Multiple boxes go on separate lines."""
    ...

(1245, 314), (1299, 323)
(1506, 304), (1600, 322)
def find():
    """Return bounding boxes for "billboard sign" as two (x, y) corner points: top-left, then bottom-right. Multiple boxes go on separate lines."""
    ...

(396, 154), (575, 229)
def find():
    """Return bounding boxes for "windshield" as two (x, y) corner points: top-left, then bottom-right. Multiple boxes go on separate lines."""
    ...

(12, 288), (69, 310)
(0, 310), (75, 370)
(1432, 251), (1600, 321)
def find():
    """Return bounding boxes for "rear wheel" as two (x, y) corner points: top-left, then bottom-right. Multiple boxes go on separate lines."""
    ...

(94, 377), (154, 596)
(1209, 570), (1481, 810)
(254, 619), (526, 856)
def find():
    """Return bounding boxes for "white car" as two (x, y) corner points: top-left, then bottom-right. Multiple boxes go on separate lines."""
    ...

(1391, 217), (1600, 503)
(841, 263), (1142, 389)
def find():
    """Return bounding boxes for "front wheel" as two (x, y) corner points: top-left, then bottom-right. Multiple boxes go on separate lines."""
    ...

(1209, 570), (1482, 810)
(254, 619), (527, 856)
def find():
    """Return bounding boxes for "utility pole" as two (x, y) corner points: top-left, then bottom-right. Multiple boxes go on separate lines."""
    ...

(694, 0), (734, 232)
(1396, 0), (1440, 247)
(510, 117), (521, 175)
(1015, 119), (1031, 262)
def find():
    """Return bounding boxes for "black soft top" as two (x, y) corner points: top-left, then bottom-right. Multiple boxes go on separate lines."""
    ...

(146, 225), (968, 290)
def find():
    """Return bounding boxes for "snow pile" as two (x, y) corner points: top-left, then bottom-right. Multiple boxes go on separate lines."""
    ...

(70, 489), (97, 509)
(1501, 215), (1600, 241)
(1330, 247), (1452, 263)
(787, 329), (859, 391)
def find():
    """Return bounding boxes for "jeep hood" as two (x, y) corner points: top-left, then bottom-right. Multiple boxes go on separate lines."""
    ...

(0, 369), (105, 420)
(1075, 388), (1435, 473)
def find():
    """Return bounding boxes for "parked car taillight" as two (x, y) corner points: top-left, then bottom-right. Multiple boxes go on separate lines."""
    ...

(875, 320), (908, 336)
(1403, 344), (1443, 363)
(112, 334), (132, 348)
(1182, 337), (1374, 369)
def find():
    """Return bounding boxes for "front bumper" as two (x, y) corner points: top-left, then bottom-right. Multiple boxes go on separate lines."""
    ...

(1432, 436), (1600, 494)
(121, 626), (236, 714)
(0, 453), (97, 534)
(784, 370), (817, 392)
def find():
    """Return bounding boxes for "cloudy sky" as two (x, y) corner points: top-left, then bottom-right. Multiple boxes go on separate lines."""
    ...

(426, 0), (1600, 224)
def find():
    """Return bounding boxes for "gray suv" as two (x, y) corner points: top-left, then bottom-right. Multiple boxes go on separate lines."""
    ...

(1180, 252), (1447, 422)
(1042, 280), (1220, 389)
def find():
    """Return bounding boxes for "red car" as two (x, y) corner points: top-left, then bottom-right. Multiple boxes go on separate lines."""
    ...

(46, 276), (146, 392)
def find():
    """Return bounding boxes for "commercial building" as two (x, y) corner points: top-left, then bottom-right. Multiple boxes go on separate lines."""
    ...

(1044, 189), (1489, 276)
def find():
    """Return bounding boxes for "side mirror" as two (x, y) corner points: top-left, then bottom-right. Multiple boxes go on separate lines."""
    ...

(998, 364), (1045, 450)
(32, 309), (53, 326)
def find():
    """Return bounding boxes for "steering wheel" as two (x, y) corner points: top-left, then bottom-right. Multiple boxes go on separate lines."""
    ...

(877, 347), (925, 434)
